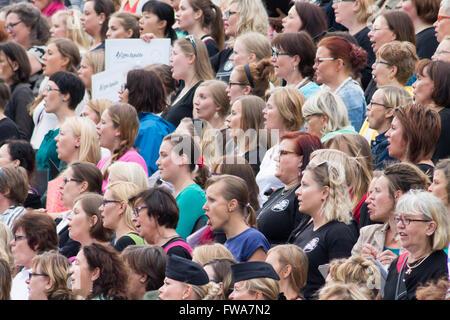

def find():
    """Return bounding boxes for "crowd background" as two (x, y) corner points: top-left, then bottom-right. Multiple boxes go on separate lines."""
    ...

(0, 0), (448, 301)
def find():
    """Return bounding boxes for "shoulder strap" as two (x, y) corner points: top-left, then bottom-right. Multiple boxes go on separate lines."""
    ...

(164, 240), (193, 254)
(396, 252), (409, 273)
(126, 232), (146, 245)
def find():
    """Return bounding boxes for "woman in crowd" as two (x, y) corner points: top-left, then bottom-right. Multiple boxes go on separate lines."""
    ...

(384, 190), (449, 300)
(257, 86), (305, 204)
(0, 41), (34, 141)
(385, 103), (441, 178)
(106, 11), (139, 39)
(281, 1), (328, 43)
(0, 139), (41, 209)
(119, 69), (175, 175)
(432, 36), (450, 62)
(229, 32), (272, 68)
(32, 0), (65, 18)
(156, 133), (208, 239)
(10, 212), (58, 300)
(81, 99), (112, 126)
(412, 60), (450, 163)
(161, 36), (214, 127)
(202, 258), (236, 300)
(203, 174), (270, 262)
(77, 50), (105, 99)
(139, 0), (177, 43)
(225, 95), (268, 176)
(66, 192), (112, 248)
(96, 102), (148, 191)
(428, 158), (450, 212)
(365, 86), (412, 170)
(100, 181), (145, 251)
(70, 243), (128, 300)
(433, 0), (450, 43)
(0, 79), (19, 144)
(314, 35), (367, 132)
(50, 9), (91, 54)
(266, 244), (308, 300)
(398, 0), (440, 59)
(257, 131), (322, 246)
(35, 71), (85, 180)
(302, 91), (356, 143)
(366, 10), (416, 102)
(193, 80), (230, 130)
(229, 261), (280, 300)
(352, 162), (430, 267)
(81, 0), (115, 51)
(106, 161), (149, 190)
(271, 31), (320, 99)
(121, 245), (167, 300)
(131, 187), (193, 259)
(27, 250), (74, 300)
(176, 0), (224, 57)
(30, 38), (83, 151)
(145, 63), (177, 103)
(211, 0), (269, 83)
(288, 160), (359, 299)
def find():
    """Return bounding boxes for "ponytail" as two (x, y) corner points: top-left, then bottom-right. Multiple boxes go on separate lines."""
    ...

(245, 204), (257, 229)
(190, 0), (225, 50)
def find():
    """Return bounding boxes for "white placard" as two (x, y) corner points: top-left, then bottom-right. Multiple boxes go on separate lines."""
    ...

(91, 65), (128, 102)
(105, 38), (171, 71)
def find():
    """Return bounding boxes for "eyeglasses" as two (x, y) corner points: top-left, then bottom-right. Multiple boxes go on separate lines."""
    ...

(278, 150), (298, 157)
(332, 0), (355, 3)
(368, 101), (387, 109)
(314, 57), (336, 64)
(304, 113), (323, 123)
(223, 9), (238, 18)
(374, 59), (393, 67)
(46, 85), (60, 92)
(368, 25), (390, 32)
(436, 15), (450, 22)
(228, 82), (248, 87)
(62, 177), (83, 185)
(5, 20), (22, 31)
(393, 216), (432, 226)
(28, 273), (48, 281)
(101, 199), (121, 206)
(271, 47), (290, 58)
(13, 234), (27, 242)
(185, 35), (197, 56)
(133, 205), (147, 217)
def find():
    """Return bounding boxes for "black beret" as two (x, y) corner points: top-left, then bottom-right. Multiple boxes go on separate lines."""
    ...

(165, 254), (210, 286)
(231, 261), (280, 282)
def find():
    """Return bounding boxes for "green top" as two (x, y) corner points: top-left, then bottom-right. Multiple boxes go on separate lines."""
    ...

(35, 128), (61, 180)
(142, 290), (159, 300)
(175, 183), (207, 239)
(321, 125), (357, 143)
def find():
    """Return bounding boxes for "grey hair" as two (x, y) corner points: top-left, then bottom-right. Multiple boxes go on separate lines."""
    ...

(441, 0), (450, 15)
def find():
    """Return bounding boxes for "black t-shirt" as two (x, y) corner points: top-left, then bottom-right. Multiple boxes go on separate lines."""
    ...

(4, 83), (35, 140)
(161, 81), (202, 127)
(354, 26), (375, 91)
(201, 35), (219, 58)
(289, 218), (359, 299)
(162, 237), (192, 260)
(257, 184), (308, 246)
(416, 27), (439, 60)
(383, 250), (448, 300)
(0, 117), (19, 145)
(432, 108), (450, 164)
(210, 47), (233, 83)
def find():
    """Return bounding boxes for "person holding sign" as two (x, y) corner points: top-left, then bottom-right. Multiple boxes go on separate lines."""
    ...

(139, 0), (177, 43)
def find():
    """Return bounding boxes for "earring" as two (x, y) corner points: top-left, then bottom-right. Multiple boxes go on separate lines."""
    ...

(62, 98), (65, 102)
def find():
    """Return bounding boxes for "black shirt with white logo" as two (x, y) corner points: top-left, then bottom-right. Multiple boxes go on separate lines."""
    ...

(289, 218), (359, 299)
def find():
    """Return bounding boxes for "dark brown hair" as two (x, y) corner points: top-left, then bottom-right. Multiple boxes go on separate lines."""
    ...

(382, 162), (431, 198)
(87, 0), (115, 41)
(0, 41), (31, 84)
(382, 10), (416, 45)
(233, 58), (274, 100)
(411, 0), (440, 24)
(294, 1), (328, 41)
(69, 161), (103, 194)
(416, 59), (450, 109)
(126, 69), (167, 114)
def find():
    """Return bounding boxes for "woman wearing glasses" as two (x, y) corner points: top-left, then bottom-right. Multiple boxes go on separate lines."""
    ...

(161, 35), (214, 128)
(352, 162), (429, 268)
(433, 0), (450, 43)
(271, 31), (320, 99)
(288, 160), (359, 300)
(383, 189), (449, 300)
(100, 181), (146, 252)
(257, 131), (322, 247)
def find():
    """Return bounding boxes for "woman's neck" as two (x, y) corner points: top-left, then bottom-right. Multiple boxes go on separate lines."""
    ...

(115, 221), (135, 242)
(342, 18), (367, 36)
(153, 226), (180, 246)
(208, 115), (226, 130)
(310, 208), (328, 231)
(285, 71), (304, 87)
(56, 108), (75, 127)
(280, 281), (300, 300)
(91, 33), (103, 49)
(414, 20), (432, 35)
(408, 243), (433, 263)
(283, 179), (300, 191)
(188, 24), (207, 39)
(223, 214), (249, 239)
(183, 73), (199, 90)
(172, 174), (195, 198)
(325, 72), (350, 92)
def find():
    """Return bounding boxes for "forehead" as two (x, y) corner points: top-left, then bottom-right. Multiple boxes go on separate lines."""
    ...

(206, 181), (225, 197)
(374, 15), (388, 27)
(231, 100), (241, 112)
(279, 137), (296, 150)
(316, 46), (331, 57)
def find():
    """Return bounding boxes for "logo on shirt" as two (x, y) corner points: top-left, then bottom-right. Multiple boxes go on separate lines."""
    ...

(303, 237), (319, 253)
(271, 199), (289, 212)
(224, 60), (234, 71)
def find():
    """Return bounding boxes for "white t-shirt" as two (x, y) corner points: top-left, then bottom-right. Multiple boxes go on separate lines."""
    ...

(255, 144), (284, 206)
(11, 267), (31, 300)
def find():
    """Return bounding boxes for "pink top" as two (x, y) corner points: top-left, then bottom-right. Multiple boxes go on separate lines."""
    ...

(42, 2), (66, 17)
(97, 149), (148, 192)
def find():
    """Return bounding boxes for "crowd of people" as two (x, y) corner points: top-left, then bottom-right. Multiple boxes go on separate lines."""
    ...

(0, 0), (448, 301)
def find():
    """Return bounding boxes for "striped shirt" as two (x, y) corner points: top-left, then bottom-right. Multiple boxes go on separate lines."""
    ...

(0, 206), (26, 231)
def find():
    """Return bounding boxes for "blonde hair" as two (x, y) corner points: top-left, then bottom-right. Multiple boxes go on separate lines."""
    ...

(52, 9), (91, 52)
(269, 86), (306, 131)
(318, 282), (373, 300)
(377, 85), (413, 109)
(234, 32), (272, 61)
(230, 0), (269, 38)
(62, 116), (101, 165)
(355, 0), (375, 23)
(0, 222), (13, 273)
(175, 36), (214, 82)
(196, 80), (230, 118)
(107, 161), (150, 190)
(377, 41), (419, 85)
(86, 99), (114, 124)
(190, 282), (222, 300)
(192, 243), (235, 266)
(104, 181), (141, 232)
(267, 244), (308, 294)
(302, 91), (350, 137)
(241, 277), (280, 300)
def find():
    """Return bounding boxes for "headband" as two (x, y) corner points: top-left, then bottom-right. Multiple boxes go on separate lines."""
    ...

(244, 64), (254, 88)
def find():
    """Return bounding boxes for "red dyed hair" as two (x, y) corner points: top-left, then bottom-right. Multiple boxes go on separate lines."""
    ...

(280, 131), (323, 172)
(318, 36), (367, 74)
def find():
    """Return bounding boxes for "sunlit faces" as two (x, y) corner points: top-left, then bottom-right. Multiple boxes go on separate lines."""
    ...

(5, 13), (31, 48)
(223, 2), (240, 37)
(295, 169), (328, 215)
(68, 200), (95, 243)
(96, 110), (120, 150)
(225, 100), (242, 137)
(158, 277), (188, 300)
(0, 51), (15, 85)
(42, 43), (70, 78)
(368, 15), (396, 53)
(176, 0), (198, 32)
(433, 7), (450, 43)
(282, 5), (302, 33)
(371, 59), (394, 86)
(272, 47), (296, 80)
(43, 80), (63, 114)
(332, 0), (355, 26)
(366, 89), (392, 131)
(139, 11), (164, 35)
(193, 85), (219, 122)
(428, 169), (448, 207)
(30, 0), (50, 11)
(265, 251), (284, 280)
(229, 40), (253, 67)
(395, 212), (436, 252)
(106, 16), (132, 39)
(263, 95), (285, 131)
(81, 1), (103, 37)
(0, 144), (16, 167)
(131, 200), (156, 243)
(202, 181), (232, 231)
(274, 138), (303, 182)
(313, 46), (339, 85)
(10, 227), (36, 268)
(55, 122), (80, 163)
(385, 116), (407, 161)
(124, 261), (147, 300)
(229, 281), (257, 300)
(155, 140), (185, 182)
(69, 248), (99, 298)
(366, 176), (395, 222)
(27, 269), (51, 300)
(77, 55), (95, 90)
(59, 166), (85, 208)
(50, 14), (67, 38)
(99, 189), (121, 230)
(304, 113), (327, 138)
(412, 67), (434, 105)
(169, 43), (193, 80)
(81, 104), (100, 124)
(225, 69), (249, 105)
(397, 0), (418, 21)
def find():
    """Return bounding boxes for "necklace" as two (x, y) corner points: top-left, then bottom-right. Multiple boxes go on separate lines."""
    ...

(405, 252), (432, 275)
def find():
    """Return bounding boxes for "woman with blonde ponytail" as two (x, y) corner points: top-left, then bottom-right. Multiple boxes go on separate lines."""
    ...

(203, 174), (270, 262)
(288, 160), (359, 299)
